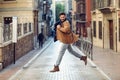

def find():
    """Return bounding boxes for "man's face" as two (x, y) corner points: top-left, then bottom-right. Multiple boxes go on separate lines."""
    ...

(59, 15), (66, 22)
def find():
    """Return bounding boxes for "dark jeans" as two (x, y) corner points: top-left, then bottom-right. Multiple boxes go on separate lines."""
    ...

(39, 41), (43, 48)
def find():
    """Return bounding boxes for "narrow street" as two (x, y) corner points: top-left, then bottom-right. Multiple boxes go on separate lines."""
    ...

(8, 39), (110, 80)
(0, 0), (120, 80)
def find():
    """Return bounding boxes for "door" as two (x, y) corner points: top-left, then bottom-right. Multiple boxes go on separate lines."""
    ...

(108, 20), (114, 49)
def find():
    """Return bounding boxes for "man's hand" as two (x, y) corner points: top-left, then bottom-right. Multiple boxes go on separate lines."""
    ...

(57, 25), (61, 29)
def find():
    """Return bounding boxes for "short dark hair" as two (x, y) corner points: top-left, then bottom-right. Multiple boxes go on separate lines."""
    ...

(59, 12), (66, 16)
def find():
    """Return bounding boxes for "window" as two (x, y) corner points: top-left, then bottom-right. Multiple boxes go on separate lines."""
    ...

(119, 0), (120, 8)
(76, 13), (80, 21)
(23, 23), (27, 34)
(107, 0), (112, 6)
(119, 26), (120, 41)
(93, 21), (96, 37)
(17, 24), (22, 36)
(119, 19), (120, 41)
(92, 0), (96, 10)
(99, 21), (102, 39)
(98, 0), (102, 8)
(29, 23), (32, 32)
(80, 4), (85, 13)
(3, 17), (12, 42)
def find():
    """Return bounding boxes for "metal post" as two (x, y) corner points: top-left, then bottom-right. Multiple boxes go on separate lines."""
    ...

(116, 27), (117, 52)
(91, 27), (93, 60)
(12, 16), (17, 64)
(116, 8), (118, 52)
(103, 27), (104, 49)
(13, 43), (16, 64)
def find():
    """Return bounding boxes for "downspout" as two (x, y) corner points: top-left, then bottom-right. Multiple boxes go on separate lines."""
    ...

(103, 14), (104, 49)
(0, 23), (2, 45)
(115, 0), (118, 52)
(116, 11), (118, 52)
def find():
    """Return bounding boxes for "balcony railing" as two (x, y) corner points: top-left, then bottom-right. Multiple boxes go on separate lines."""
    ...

(75, 13), (86, 22)
(3, 24), (12, 42)
(92, 0), (115, 10)
(0, 23), (3, 45)
(75, 38), (93, 60)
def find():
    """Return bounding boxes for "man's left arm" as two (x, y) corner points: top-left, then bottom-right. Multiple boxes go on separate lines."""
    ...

(58, 21), (71, 33)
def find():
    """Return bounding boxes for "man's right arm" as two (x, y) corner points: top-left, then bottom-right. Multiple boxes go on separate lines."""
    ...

(53, 21), (60, 42)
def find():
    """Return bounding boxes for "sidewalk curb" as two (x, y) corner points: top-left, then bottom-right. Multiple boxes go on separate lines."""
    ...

(73, 45), (111, 80)
(23, 39), (52, 68)
(9, 38), (53, 80)
(88, 59), (111, 80)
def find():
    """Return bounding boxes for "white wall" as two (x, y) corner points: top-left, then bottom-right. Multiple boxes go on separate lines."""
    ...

(0, 23), (2, 44)
(51, 0), (56, 24)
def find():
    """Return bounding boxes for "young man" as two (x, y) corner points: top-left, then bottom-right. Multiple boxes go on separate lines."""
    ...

(50, 13), (87, 72)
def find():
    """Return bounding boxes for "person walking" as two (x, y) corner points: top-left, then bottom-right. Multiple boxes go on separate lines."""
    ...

(38, 32), (44, 48)
(50, 12), (87, 72)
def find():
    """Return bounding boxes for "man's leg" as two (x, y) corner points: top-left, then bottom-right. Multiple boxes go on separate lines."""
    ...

(41, 41), (43, 48)
(55, 42), (68, 66)
(50, 41), (68, 72)
(67, 44), (87, 65)
(39, 41), (41, 48)
(67, 45), (82, 58)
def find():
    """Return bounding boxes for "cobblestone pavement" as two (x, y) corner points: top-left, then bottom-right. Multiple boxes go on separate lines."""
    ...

(0, 38), (52, 80)
(9, 41), (110, 80)
(93, 46), (120, 80)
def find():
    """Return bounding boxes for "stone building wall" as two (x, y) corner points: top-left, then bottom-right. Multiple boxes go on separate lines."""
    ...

(0, 33), (33, 68)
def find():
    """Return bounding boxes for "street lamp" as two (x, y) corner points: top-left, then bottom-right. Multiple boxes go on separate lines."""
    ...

(43, 0), (47, 20)
(43, 0), (46, 4)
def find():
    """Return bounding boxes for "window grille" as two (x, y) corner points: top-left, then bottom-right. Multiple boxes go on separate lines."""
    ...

(93, 21), (96, 37)
(3, 17), (12, 42)
(17, 24), (22, 36)
(99, 21), (102, 39)
(23, 23), (27, 34)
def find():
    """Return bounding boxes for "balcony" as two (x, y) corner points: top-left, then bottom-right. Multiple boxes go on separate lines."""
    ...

(97, 0), (115, 13)
(75, 13), (86, 23)
(92, 0), (116, 13)
(99, 7), (115, 13)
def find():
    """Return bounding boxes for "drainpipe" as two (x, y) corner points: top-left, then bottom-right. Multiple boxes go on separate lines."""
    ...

(103, 26), (104, 49)
(103, 15), (104, 49)
(116, 11), (118, 52)
(0, 23), (2, 44)
(116, 27), (117, 52)
(115, 0), (118, 52)
(91, 26), (93, 60)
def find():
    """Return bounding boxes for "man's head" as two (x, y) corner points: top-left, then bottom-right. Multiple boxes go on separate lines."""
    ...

(59, 12), (66, 22)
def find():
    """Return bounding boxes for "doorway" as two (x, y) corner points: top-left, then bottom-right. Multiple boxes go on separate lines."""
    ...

(108, 20), (114, 49)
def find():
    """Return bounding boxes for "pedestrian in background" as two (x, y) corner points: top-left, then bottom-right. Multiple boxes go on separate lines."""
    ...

(50, 12), (87, 72)
(38, 32), (44, 48)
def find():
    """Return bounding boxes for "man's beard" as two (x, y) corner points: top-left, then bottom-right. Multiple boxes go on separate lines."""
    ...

(60, 19), (66, 22)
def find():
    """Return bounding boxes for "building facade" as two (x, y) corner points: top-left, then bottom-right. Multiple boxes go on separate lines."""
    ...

(0, 0), (38, 68)
(71, 0), (77, 32)
(51, 0), (56, 24)
(38, 0), (53, 38)
(72, 0), (91, 40)
(91, 0), (120, 52)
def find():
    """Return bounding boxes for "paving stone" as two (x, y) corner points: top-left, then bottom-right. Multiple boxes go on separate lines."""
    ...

(9, 41), (110, 80)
